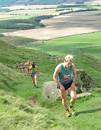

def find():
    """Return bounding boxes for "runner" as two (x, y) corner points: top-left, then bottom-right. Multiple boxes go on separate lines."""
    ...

(31, 62), (38, 87)
(53, 54), (77, 117)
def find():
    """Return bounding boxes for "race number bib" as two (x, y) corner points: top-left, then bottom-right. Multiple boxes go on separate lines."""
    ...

(62, 74), (70, 81)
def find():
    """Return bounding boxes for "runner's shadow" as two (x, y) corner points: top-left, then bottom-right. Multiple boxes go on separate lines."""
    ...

(76, 108), (101, 116)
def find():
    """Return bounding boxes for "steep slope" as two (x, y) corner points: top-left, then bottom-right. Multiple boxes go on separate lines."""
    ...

(0, 33), (101, 130)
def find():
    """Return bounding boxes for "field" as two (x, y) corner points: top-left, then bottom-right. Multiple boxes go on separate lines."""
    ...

(2, 10), (101, 40)
(0, 4), (101, 40)
(0, 4), (101, 130)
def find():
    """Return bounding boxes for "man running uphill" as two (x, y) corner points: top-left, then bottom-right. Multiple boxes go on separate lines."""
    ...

(31, 62), (38, 87)
(53, 54), (77, 117)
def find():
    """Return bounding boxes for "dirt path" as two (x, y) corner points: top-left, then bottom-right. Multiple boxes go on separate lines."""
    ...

(3, 10), (101, 40)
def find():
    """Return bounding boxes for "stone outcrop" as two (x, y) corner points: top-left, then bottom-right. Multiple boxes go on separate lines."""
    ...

(76, 69), (93, 93)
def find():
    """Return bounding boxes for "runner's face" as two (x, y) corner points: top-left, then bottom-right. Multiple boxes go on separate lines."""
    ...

(64, 59), (72, 67)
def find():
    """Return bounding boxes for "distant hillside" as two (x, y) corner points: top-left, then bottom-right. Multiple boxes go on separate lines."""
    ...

(0, 0), (101, 6)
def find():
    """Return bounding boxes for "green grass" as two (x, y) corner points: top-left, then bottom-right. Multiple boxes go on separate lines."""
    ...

(0, 90), (101, 130)
(0, 62), (23, 91)
(33, 32), (101, 58)
(0, 90), (59, 130)
(0, 35), (36, 46)
(0, 31), (101, 130)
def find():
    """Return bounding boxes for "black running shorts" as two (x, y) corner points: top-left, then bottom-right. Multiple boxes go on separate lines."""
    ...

(57, 79), (73, 90)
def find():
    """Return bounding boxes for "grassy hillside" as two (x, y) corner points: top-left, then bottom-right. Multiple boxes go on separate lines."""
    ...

(0, 62), (23, 91)
(27, 31), (101, 87)
(34, 32), (101, 58)
(0, 90), (61, 130)
(0, 38), (57, 93)
(0, 33), (101, 130)
(0, 89), (101, 130)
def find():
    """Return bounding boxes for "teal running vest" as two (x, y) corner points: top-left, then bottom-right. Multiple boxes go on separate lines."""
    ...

(58, 64), (73, 83)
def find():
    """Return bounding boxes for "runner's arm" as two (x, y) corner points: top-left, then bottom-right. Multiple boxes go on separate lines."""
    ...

(53, 64), (61, 86)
